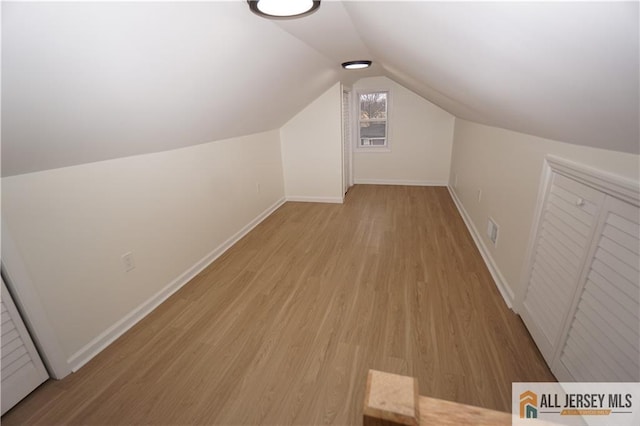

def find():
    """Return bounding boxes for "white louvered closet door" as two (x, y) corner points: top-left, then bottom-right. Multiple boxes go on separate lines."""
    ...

(1, 277), (49, 414)
(520, 172), (605, 364)
(554, 195), (640, 382)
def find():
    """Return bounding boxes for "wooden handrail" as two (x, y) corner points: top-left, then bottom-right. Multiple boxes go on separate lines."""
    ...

(363, 370), (558, 426)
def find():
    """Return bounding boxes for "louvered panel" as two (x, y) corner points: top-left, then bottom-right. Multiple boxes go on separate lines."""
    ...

(564, 327), (626, 382)
(569, 323), (627, 381)
(603, 223), (639, 255)
(543, 212), (586, 251)
(3, 345), (29, 368)
(559, 198), (640, 382)
(545, 203), (591, 237)
(525, 273), (558, 321)
(550, 184), (600, 216)
(541, 211), (587, 260)
(549, 192), (594, 225)
(2, 355), (32, 380)
(580, 288), (639, 348)
(521, 174), (604, 364)
(600, 236), (638, 268)
(540, 226), (583, 264)
(552, 173), (603, 202)
(1, 279), (49, 414)
(2, 320), (17, 338)
(529, 253), (571, 317)
(588, 270), (638, 317)
(573, 307), (637, 378)
(527, 271), (566, 325)
(2, 333), (33, 379)
(561, 345), (595, 382)
(591, 259), (639, 303)
(535, 237), (580, 279)
(2, 334), (24, 357)
(532, 253), (574, 299)
(606, 211), (640, 237)
(538, 229), (580, 271)
(595, 247), (639, 286)
(524, 292), (559, 334)
(566, 318), (635, 382)
(521, 160), (640, 384)
(585, 278), (639, 340)
(2, 328), (19, 344)
(525, 273), (563, 316)
(531, 262), (572, 303)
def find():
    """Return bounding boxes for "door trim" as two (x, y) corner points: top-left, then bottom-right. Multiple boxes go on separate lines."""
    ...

(1, 221), (71, 379)
(1, 277), (49, 414)
(341, 86), (353, 195)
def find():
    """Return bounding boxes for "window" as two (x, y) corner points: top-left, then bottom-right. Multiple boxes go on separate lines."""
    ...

(358, 91), (388, 148)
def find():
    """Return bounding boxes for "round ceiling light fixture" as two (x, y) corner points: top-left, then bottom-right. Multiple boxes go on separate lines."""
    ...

(248, 0), (320, 19)
(341, 60), (372, 70)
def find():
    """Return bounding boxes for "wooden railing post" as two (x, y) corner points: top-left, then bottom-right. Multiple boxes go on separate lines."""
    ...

(363, 370), (420, 426)
(363, 369), (524, 426)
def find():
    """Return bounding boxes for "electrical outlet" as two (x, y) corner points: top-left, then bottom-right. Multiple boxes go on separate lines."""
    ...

(256, 183), (261, 193)
(487, 218), (499, 247)
(453, 173), (458, 188)
(477, 189), (482, 202)
(121, 252), (135, 272)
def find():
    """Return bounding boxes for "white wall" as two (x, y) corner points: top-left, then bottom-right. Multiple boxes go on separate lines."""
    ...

(1, 130), (285, 371)
(353, 76), (455, 185)
(449, 118), (640, 305)
(280, 82), (343, 203)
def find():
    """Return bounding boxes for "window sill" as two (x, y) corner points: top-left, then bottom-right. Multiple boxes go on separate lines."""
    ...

(355, 147), (391, 153)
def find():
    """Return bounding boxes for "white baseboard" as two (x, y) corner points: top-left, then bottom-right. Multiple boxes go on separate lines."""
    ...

(447, 187), (514, 309)
(354, 179), (447, 186)
(285, 196), (344, 204)
(68, 197), (286, 371)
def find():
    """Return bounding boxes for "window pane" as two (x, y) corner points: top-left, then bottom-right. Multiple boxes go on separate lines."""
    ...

(360, 138), (386, 147)
(360, 122), (386, 139)
(360, 92), (387, 120)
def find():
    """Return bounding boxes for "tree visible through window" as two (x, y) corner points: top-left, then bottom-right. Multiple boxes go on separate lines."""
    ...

(359, 91), (388, 148)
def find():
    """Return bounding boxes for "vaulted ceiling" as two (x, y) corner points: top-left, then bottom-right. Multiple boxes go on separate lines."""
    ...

(280, 1), (639, 154)
(2, 1), (638, 176)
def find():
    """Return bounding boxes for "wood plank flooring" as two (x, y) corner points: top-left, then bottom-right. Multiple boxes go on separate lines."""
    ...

(2, 185), (555, 425)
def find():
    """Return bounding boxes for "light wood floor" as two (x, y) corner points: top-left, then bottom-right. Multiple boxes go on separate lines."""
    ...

(3, 185), (555, 425)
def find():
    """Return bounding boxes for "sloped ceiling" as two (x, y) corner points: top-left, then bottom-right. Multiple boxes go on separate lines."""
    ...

(1, 1), (340, 176)
(273, 1), (381, 85)
(281, 1), (639, 155)
(2, 1), (638, 176)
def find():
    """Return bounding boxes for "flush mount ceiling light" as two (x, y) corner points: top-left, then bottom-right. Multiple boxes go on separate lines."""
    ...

(342, 60), (372, 70)
(248, 0), (320, 19)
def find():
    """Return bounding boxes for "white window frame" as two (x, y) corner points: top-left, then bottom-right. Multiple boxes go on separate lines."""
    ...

(355, 90), (390, 152)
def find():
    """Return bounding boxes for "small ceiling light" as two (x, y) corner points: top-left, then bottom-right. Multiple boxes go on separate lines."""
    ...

(342, 60), (372, 70)
(248, 0), (320, 19)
